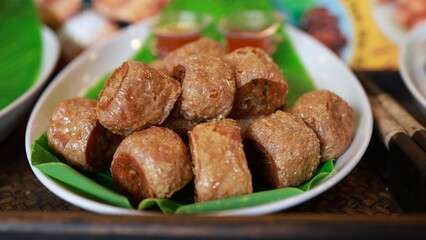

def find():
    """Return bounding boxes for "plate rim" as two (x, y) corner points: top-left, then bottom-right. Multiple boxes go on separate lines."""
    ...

(25, 23), (373, 216)
(399, 20), (426, 109)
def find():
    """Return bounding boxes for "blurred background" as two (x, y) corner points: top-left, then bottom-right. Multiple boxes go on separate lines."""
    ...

(33, 0), (426, 70)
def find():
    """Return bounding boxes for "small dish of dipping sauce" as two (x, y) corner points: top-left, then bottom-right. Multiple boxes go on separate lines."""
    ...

(218, 11), (283, 53)
(152, 11), (212, 57)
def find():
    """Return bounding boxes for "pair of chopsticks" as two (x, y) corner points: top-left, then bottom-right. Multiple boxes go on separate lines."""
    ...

(357, 72), (426, 150)
(356, 71), (426, 165)
(356, 72), (426, 211)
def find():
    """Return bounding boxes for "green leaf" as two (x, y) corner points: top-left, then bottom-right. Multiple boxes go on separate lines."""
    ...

(84, 74), (110, 100)
(35, 163), (132, 208)
(138, 199), (181, 215)
(32, 133), (335, 214)
(298, 160), (336, 191)
(31, 135), (132, 209)
(136, 160), (335, 215)
(273, 27), (316, 107)
(175, 188), (303, 215)
(31, 135), (60, 165)
(270, 0), (318, 24)
(0, 0), (42, 109)
(83, 169), (117, 191)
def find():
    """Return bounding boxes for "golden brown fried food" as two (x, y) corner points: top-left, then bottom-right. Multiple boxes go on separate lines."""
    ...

(148, 58), (167, 73)
(111, 126), (193, 203)
(97, 61), (181, 136)
(160, 37), (225, 76)
(174, 54), (235, 121)
(160, 115), (199, 141)
(288, 89), (355, 161)
(247, 110), (320, 188)
(235, 114), (266, 140)
(188, 119), (253, 202)
(224, 47), (288, 118)
(46, 97), (122, 172)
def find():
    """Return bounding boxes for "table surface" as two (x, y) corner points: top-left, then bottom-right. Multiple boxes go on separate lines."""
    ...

(1, 71), (426, 239)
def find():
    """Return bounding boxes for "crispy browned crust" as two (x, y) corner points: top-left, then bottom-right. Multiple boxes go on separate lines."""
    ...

(162, 37), (225, 76)
(247, 111), (320, 188)
(224, 47), (288, 118)
(97, 61), (182, 136)
(110, 152), (154, 203)
(46, 97), (122, 172)
(235, 114), (267, 140)
(174, 54), (235, 121)
(188, 119), (253, 202)
(111, 126), (193, 203)
(86, 120), (122, 170)
(288, 89), (356, 161)
(148, 58), (167, 74)
(160, 115), (199, 140)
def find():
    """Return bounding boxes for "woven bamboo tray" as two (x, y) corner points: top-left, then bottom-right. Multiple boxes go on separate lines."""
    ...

(0, 71), (425, 239)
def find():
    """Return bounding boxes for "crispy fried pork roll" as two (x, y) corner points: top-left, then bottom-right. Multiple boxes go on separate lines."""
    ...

(188, 119), (253, 202)
(148, 58), (167, 73)
(97, 60), (181, 136)
(160, 115), (199, 141)
(173, 54), (235, 121)
(111, 126), (193, 203)
(160, 37), (225, 76)
(288, 89), (355, 161)
(46, 97), (122, 172)
(235, 114), (266, 140)
(224, 47), (288, 118)
(247, 110), (320, 188)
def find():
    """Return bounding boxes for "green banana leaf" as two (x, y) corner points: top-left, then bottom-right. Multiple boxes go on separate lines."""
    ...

(32, 133), (335, 214)
(0, 0), (42, 109)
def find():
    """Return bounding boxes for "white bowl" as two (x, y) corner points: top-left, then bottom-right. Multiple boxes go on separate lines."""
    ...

(0, 26), (59, 142)
(25, 22), (372, 216)
(399, 20), (426, 110)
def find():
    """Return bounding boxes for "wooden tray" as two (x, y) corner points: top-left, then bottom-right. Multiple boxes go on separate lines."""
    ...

(1, 71), (425, 239)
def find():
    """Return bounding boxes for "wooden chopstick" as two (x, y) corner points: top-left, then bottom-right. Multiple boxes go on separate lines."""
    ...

(368, 96), (426, 211)
(368, 96), (426, 167)
(355, 72), (426, 211)
(356, 72), (426, 152)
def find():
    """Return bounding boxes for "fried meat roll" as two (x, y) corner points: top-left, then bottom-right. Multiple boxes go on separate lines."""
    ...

(247, 111), (320, 188)
(97, 61), (181, 136)
(224, 47), (288, 118)
(160, 115), (199, 141)
(160, 37), (225, 76)
(235, 114), (266, 140)
(174, 54), (235, 121)
(148, 58), (167, 73)
(46, 97), (122, 172)
(288, 90), (355, 161)
(111, 126), (193, 203)
(188, 119), (253, 202)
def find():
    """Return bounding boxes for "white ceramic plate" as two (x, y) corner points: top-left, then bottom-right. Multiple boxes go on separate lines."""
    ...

(0, 26), (59, 142)
(25, 22), (373, 216)
(399, 20), (426, 110)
